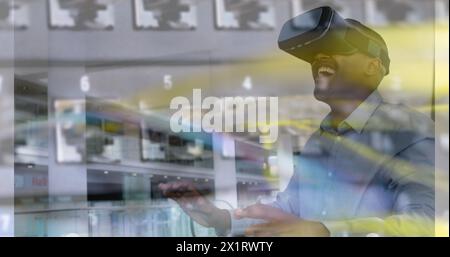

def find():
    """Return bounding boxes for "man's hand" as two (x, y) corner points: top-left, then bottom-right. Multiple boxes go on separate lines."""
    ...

(158, 181), (230, 231)
(234, 203), (330, 237)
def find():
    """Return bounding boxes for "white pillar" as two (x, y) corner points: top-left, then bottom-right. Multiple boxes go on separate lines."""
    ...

(213, 134), (238, 209)
(277, 134), (294, 192)
(47, 67), (89, 236)
(434, 8), (449, 236)
(365, 0), (378, 25)
(0, 28), (15, 236)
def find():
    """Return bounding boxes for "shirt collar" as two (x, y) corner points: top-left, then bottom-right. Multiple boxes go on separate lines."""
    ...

(320, 90), (383, 134)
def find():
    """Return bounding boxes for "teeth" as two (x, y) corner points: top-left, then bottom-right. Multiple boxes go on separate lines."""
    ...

(318, 66), (335, 75)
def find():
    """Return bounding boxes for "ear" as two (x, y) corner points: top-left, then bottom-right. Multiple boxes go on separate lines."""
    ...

(365, 58), (382, 76)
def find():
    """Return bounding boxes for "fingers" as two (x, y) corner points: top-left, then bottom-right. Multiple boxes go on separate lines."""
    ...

(159, 181), (187, 198)
(158, 181), (202, 200)
(234, 203), (270, 220)
(234, 203), (295, 221)
(158, 181), (218, 227)
(245, 221), (296, 237)
(234, 204), (264, 219)
(245, 220), (326, 237)
(245, 222), (279, 237)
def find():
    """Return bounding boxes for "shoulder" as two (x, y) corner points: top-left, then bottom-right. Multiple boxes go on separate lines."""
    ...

(369, 101), (435, 139)
(365, 101), (435, 156)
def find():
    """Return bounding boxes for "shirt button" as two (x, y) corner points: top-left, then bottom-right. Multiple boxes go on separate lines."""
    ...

(321, 210), (327, 216)
(328, 172), (333, 178)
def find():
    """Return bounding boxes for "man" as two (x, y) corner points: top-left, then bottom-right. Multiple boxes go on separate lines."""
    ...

(159, 7), (435, 236)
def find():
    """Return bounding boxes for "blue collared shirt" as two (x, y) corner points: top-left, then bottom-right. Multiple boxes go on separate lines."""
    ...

(225, 91), (435, 236)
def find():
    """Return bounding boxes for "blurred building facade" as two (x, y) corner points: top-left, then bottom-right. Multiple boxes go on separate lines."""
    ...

(0, 0), (448, 236)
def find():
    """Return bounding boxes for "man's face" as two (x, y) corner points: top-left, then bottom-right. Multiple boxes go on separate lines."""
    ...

(311, 52), (370, 103)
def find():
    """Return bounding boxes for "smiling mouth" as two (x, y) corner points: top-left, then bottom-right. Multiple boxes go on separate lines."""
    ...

(313, 64), (337, 91)
(317, 66), (336, 77)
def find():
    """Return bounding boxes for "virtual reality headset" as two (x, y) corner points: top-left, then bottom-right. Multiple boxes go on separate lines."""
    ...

(278, 6), (390, 74)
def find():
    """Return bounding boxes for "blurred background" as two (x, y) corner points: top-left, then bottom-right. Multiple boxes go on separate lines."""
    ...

(0, 0), (448, 237)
